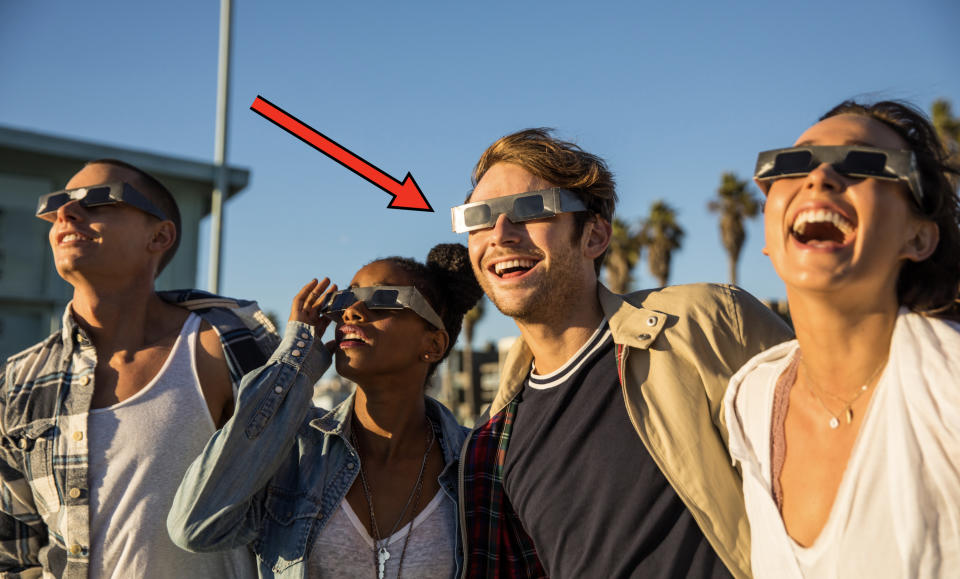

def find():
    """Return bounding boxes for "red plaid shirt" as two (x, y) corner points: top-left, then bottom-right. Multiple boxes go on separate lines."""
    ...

(461, 396), (548, 578)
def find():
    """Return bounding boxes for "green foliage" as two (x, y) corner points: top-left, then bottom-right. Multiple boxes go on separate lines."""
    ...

(640, 200), (684, 287)
(604, 217), (644, 293)
(708, 172), (760, 285)
(932, 99), (960, 163)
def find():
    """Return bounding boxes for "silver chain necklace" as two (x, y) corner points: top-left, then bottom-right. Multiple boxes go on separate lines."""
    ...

(800, 352), (887, 429)
(351, 417), (436, 579)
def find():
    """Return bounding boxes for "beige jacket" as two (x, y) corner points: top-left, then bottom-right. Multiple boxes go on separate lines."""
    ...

(488, 283), (793, 578)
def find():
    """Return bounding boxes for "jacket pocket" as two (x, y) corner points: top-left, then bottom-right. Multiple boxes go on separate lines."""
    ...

(5, 419), (60, 516)
(257, 486), (318, 573)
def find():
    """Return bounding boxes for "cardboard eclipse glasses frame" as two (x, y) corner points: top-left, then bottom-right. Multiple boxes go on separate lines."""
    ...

(36, 181), (169, 222)
(451, 188), (587, 233)
(320, 286), (445, 331)
(754, 145), (924, 207)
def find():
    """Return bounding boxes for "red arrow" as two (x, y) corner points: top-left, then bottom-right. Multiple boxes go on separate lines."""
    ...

(250, 96), (432, 212)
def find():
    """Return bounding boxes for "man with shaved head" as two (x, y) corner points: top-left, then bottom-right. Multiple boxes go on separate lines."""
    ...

(0, 160), (276, 577)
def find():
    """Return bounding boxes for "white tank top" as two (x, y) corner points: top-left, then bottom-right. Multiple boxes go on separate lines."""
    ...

(87, 313), (256, 579)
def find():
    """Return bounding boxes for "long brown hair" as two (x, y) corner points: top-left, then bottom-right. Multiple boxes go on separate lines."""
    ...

(821, 100), (960, 318)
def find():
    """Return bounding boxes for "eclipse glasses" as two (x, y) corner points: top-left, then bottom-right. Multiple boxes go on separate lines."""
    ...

(37, 182), (169, 222)
(451, 188), (586, 233)
(320, 285), (445, 331)
(754, 145), (924, 207)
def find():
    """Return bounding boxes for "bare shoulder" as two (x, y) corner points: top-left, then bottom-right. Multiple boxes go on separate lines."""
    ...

(195, 319), (234, 427)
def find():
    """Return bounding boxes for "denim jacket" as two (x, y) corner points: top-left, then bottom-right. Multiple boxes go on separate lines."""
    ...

(168, 321), (468, 578)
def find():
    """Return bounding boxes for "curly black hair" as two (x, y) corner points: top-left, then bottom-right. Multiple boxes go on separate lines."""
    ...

(376, 243), (484, 377)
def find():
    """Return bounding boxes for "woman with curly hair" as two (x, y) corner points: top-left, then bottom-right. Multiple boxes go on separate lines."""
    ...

(169, 244), (483, 579)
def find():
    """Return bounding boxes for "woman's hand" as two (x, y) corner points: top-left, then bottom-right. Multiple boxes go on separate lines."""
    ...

(289, 278), (337, 340)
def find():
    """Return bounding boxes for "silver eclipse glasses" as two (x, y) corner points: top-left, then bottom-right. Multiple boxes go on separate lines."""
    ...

(754, 145), (924, 208)
(36, 181), (169, 222)
(320, 285), (445, 331)
(451, 188), (587, 233)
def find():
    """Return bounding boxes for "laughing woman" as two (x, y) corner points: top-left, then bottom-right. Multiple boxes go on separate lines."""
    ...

(725, 100), (960, 578)
(168, 244), (482, 578)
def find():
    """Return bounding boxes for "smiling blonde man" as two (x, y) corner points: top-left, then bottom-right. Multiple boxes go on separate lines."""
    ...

(453, 129), (792, 579)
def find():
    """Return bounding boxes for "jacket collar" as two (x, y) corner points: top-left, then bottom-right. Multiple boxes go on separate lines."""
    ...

(310, 391), (465, 463)
(488, 284), (669, 417)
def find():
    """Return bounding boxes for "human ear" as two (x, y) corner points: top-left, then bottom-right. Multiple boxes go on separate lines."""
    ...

(583, 216), (612, 260)
(148, 221), (177, 254)
(900, 219), (938, 262)
(421, 329), (449, 362)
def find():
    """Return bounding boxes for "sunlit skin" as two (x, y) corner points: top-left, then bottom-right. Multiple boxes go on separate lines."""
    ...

(466, 162), (612, 374)
(50, 162), (237, 425)
(760, 114), (938, 547)
(294, 261), (448, 538)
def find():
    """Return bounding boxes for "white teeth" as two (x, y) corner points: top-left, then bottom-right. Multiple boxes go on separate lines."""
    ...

(494, 258), (536, 275)
(792, 209), (854, 237)
(62, 233), (90, 243)
(341, 332), (364, 342)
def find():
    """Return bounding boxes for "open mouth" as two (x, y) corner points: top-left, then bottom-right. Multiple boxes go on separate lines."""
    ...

(491, 258), (539, 279)
(336, 326), (369, 348)
(791, 208), (854, 247)
(59, 231), (94, 244)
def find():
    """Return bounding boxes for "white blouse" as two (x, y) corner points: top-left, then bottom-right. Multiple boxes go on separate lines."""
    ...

(724, 310), (960, 578)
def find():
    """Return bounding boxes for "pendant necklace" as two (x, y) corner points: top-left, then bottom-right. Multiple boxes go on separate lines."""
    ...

(351, 417), (436, 579)
(800, 352), (887, 429)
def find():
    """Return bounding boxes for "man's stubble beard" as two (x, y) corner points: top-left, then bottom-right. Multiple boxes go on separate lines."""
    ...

(477, 244), (585, 326)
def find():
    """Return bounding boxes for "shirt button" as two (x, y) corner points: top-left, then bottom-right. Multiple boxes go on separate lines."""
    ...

(274, 386), (283, 394)
(347, 462), (355, 470)
(69, 488), (82, 499)
(80, 375), (91, 386)
(73, 431), (84, 442)
(296, 341), (306, 348)
(646, 316), (658, 327)
(69, 544), (82, 555)
(300, 333), (310, 340)
(291, 350), (301, 357)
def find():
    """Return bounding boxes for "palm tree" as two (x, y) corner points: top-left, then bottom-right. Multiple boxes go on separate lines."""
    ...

(931, 99), (960, 170)
(708, 172), (760, 286)
(460, 299), (485, 417)
(604, 218), (644, 294)
(640, 201), (684, 287)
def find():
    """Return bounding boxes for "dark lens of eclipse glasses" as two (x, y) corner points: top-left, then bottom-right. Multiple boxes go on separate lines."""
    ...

(463, 204), (492, 228)
(838, 151), (888, 176)
(772, 150), (814, 175)
(513, 194), (545, 219)
(367, 289), (401, 308)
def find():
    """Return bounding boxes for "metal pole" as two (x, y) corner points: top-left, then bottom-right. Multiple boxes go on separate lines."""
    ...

(209, 0), (232, 293)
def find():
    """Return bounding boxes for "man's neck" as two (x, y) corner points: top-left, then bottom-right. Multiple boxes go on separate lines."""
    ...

(69, 280), (179, 353)
(515, 285), (605, 375)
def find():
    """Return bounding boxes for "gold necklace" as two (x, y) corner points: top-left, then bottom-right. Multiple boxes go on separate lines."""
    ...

(351, 418), (436, 579)
(799, 352), (887, 429)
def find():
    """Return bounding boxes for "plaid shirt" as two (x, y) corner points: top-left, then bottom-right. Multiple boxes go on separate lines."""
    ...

(461, 396), (547, 579)
(0, 290), (278, 579)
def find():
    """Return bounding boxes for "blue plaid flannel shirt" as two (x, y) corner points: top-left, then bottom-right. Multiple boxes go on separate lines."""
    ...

(0, 290), (278, 579)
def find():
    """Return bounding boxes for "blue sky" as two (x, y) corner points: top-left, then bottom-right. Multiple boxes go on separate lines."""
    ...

(2, 0), (958, 346)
